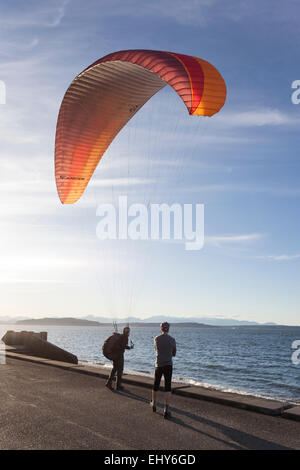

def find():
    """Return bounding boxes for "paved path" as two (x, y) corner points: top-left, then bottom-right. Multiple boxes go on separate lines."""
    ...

(0, 357), (299, 450)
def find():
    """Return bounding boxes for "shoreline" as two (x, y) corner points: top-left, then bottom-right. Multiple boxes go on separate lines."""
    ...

(79, 359), (300, 406)
(5, 346), (298, 419)
(4, 347), (297, 419)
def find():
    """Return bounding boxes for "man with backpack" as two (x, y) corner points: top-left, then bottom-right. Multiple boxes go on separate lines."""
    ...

(104, 326), (134, 391)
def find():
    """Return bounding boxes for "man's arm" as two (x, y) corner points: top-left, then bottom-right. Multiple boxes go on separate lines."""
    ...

(121, 335), (130, 350)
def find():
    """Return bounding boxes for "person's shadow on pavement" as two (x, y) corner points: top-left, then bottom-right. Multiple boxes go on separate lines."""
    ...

(119, 389), (293, 450)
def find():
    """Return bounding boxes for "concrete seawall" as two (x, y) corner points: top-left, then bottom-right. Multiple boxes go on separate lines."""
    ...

(2, 331), (78, 364)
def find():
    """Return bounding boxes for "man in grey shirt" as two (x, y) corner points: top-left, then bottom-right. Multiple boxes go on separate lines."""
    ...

(150, 322), (176, 419)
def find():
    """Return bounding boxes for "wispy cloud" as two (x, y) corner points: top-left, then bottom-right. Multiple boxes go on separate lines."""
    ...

(256, 253), (300, 261)
(182, 183), (300, 197)
(90, 177), (155, 188)
(206, 233), (264, 247)
(67, 0), (300, 29)
(214, 109), (300, 128)
(72, 0), (216, 27)
(0, 0), (70, 29)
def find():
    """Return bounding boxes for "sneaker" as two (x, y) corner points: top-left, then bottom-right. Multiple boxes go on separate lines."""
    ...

(116, 385), (125, 391)
(105, 382), (114, 391)
(163, 410), (171, 419)
(150, 401), (156, 412)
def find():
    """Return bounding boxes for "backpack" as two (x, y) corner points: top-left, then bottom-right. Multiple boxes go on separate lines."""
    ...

(102, 332), (122, 360)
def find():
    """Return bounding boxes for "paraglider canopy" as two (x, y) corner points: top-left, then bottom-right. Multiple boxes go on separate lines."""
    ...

(55, 49), (226, 204)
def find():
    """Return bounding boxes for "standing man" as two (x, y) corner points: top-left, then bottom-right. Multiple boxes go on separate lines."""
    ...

(105, 326), (133, 391)
(151, 322), (176, 419)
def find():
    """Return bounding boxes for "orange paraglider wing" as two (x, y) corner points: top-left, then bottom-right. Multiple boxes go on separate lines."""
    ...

(55, 49), (226, 204)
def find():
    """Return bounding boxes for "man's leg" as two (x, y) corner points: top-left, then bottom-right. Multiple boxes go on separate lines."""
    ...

(106, 360), (116, 387)
(151, 367), (163, 411)
(116, 357), (124, 390)
(163, 365), (173, 418)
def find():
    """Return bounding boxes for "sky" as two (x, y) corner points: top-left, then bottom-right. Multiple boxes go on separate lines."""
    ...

(0, 0), (300, 324)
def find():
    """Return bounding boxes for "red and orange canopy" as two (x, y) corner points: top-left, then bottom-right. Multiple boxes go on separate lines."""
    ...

(55, 49), (226, 204)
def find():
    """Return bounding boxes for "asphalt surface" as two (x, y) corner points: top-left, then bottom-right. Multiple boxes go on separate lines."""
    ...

(0, 357), (299, 450)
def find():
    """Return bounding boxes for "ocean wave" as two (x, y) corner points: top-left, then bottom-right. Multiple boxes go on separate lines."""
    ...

(171, 376), (300, 404)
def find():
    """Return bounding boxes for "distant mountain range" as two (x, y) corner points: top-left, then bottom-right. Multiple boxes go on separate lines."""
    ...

(15, 317), (217, 327)
(0, 316), (29, 323)
(16, 317), (101, 327)
(0, 315), (278, 327)
(84, 315), (278, 326)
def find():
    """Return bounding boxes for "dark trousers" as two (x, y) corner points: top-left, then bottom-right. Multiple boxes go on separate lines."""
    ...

(107, 356), (124, 388)
(153, 365), (173, 392)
